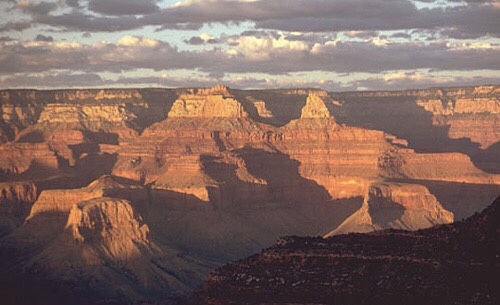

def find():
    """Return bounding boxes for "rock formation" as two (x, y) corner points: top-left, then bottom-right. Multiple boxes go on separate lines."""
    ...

(330, 85), (500, 173)
(300, 93), (331, 118)
(189, 196), (499, 305)
(169, 85), (247, 118)
(0, 85), (498, 304)
(326, 183), (454, 236)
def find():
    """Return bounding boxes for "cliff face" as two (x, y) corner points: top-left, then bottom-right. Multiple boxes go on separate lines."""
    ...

(0, 85), (498, 305)
(0, 88), (176, 144)
(189, 197), (499, 305)
(0, 181), (37, 236)
(168, 85), (248, 118)
(331, 86), (500, 173)
(327, 183), (454, 236)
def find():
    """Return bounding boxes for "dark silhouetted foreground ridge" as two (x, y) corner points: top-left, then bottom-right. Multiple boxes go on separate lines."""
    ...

(188, 196), (500, 305)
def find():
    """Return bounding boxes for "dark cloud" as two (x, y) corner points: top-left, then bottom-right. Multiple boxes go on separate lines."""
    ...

(14, 1), (58, 16)
(256, 5), (499, 38)
(142, 0), (499, 39)
(2, 0), (497, 39)
(1, 36), (498, 76)
(35, 34), (54, 42)
(88, 0), (160, 16)
(0, 37), (218, 74)
(0, 0), (497, 89)
(348, 73), (500, 91)
(184, 36), (205, 45)
(65, 0), (80, 8)
(205, 37), (500, 75)
(0, 21), (32, 32)
(0, 72), (104, 88)
(143, 0), (418, 30)
(184, 34), (222, 45)
(35, 12), (143, 32)
(390, 32), (412, 39)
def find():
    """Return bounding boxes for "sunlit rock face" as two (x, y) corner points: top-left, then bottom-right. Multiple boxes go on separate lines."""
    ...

(326, 182), (454, 236)
(0, 85), (499, 305)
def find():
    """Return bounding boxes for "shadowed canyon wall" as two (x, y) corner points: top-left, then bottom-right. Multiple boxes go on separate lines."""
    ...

(0, 85), (498, 304)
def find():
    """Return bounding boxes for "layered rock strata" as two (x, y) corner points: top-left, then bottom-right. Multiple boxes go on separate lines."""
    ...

(0, 85), (498, 305)
(189, 197), (499, 305)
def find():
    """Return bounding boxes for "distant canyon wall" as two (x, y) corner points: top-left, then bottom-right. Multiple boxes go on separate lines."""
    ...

(0, 84), (498, 305)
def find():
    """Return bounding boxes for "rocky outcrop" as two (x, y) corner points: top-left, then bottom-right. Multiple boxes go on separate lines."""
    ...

(0, 88), (177, 143)
(416, 97), (500, 115)
(416, 97), (500, 149)
(64, 198), (155, 260)
(326, 183), (453, 236)
(0, 181), (213, 305)
(0, 85), (498, 305)
(331, 85), (500, 172)
(153, 155), (216, 203)
(0, 181), (37, 235)
(11, 197), (212, 305)
(300, 93), (331, 118)
(0, 142), (59, 178)
(169, 85), (248, 118)
(0, 103), (40, 142)
(189, 197), (499, 305)
(26, 175), (148, 223)
(0, 182), (37, 207)
(247, 97), (274, 119)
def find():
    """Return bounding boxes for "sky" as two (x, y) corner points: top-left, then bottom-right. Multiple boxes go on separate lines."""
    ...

(0, 0), (499, 91)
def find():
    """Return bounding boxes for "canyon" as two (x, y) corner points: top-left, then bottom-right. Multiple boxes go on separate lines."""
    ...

(189, 196), (499, 305)
(0, 85), (498, 304)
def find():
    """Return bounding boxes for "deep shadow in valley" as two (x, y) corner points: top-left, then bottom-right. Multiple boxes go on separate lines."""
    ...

(233, 146), (332, 205)
(134, 89), (179, 132)
(234, 90), (308, 126)
(400, 179), (500, 220)
(330, 95), (499, 173)
(144, 147), (363, 262)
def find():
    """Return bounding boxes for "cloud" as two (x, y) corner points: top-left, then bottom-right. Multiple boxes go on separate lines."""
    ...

(0, 21), (32, 32)
(255, 5), (499, 38)
(0, 72), (104, 88)
(184, 33), (221, 45)
(2, 0), (498, 39)
(14, 1), (58, 16)
(0, 36), (219, 74)
(65, 0), (80, 8)
(226, 35), (309, 60)
(147, 0), (500, 39)
(1, 35), (498, 78)
(35, 34), (54, 42)
(345, 31), (379, 39)
(34, 12), (143, 32)
(88, 0), (161, 15)
(184, 36), (205, 45)
(348, 71), (500, 90)
(0, 1), (497, 89)
(4, 69), (498, 91)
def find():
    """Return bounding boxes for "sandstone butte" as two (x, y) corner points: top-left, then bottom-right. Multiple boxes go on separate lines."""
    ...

(0, 84), (499, 305)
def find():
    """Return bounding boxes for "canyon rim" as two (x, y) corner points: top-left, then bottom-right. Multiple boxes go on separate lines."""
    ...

(0, 0), (499, 304)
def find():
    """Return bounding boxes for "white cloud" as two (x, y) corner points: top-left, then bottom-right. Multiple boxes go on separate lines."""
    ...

(228, 35), (309, 60)
(117, 35), (159, 47)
